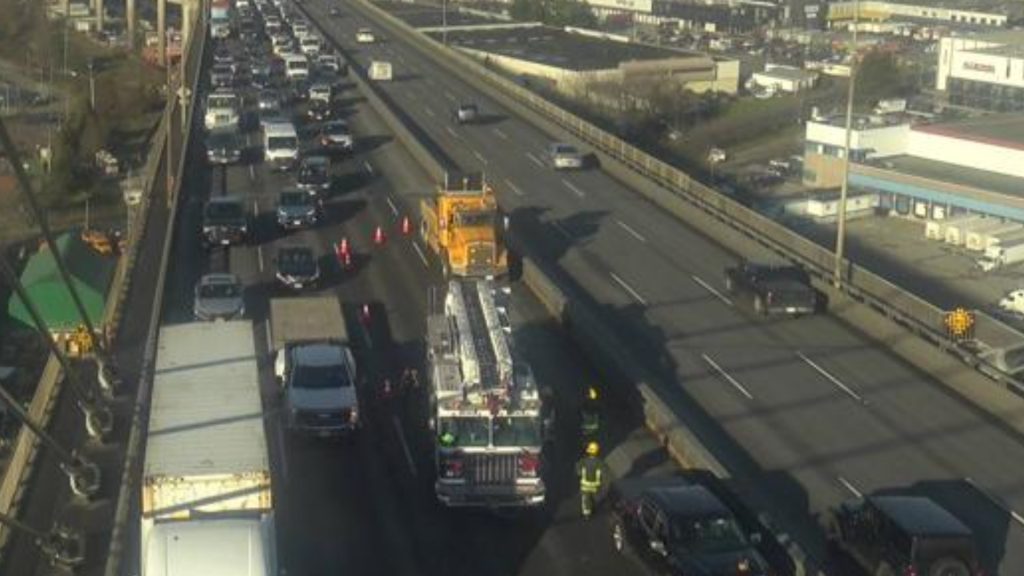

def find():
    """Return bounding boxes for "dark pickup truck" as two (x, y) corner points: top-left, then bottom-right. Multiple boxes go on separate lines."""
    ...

(826, 495), (983, 576)
(202, 196), (250, 247)
(723, 262), (820, 316)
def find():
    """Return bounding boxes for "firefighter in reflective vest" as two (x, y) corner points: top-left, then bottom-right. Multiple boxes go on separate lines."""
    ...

(581, 386), (601, 439)
(576, 441), (607, 518)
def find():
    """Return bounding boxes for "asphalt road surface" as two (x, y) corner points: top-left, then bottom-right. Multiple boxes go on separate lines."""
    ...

(300, 1), (1024, 573)
(131, 23), (681, 576)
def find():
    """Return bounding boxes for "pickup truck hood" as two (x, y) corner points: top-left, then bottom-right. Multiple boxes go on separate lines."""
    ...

(287, 385), (357, 412)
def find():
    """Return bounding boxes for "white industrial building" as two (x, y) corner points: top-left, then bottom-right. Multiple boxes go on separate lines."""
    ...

(827, 1), (1009, 29)
(935, 30), (1024, 111)
(749, 64), (818, 93)
(803, 113), (1024, 222)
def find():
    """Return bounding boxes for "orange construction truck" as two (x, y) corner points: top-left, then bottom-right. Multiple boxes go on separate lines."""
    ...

(420, 173), (507, 278)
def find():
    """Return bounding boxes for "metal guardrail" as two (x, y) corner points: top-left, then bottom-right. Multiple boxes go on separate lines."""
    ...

(350, 0), (1024, 384)
(102, 9), (209, 576)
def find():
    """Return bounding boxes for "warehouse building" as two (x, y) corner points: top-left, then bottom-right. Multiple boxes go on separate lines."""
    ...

(935, 29), (1024, 112)
(803, 113), (1024, 221)
(827, 1), (1010, 29)
(434, 26), (739, 96)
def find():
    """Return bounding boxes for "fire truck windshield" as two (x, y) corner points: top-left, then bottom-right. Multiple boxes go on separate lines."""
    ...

(439, 417), (489, 447)
(492, 416), (541, 447)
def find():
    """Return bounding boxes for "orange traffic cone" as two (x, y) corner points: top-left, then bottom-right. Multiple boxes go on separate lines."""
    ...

(373, 225), (386, 246)
(400, 215), (412, 236)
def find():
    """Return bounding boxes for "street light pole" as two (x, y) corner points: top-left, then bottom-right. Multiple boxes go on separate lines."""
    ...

(833, 0), (859, 289)
(88, 59), (96, 111)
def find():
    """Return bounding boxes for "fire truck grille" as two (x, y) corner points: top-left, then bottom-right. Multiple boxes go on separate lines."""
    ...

(467, 453), (517, 485)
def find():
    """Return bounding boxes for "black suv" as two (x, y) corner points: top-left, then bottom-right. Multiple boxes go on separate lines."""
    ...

(202, 196), (249, 247)
(609, 478), (771, 576)
(723, 261), (820, 316)
(827, 495), (982, 576)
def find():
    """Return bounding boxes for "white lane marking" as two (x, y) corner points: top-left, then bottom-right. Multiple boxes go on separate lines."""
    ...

(610, 272), (648, 306)
(504, 178), (524, 197)
(412, 242), (429, 268)
(248, 164), (256, 181)
(837, 476), (863, 499)
(493, 128), (509, 140)
(393, 415), (418, 477)
(525, 152), (544, 168)
(701, 353), (754, 400)
(385, 196), (399, 216)
(364, 160), (374, 175)
(615, 219), (646, 243)
(552, 221), (572, 240)
(425, 106), (436, 118)
(964, 477), (1024, 529)
(444, 91), (456, 102)
(472, 150), (488, 165)
(257, 245), (265, 273)
(797, 351), (867, 405)
(691, 275), (733, 306)
(561, 179), (585, 198)
(445, 126), (460, 140)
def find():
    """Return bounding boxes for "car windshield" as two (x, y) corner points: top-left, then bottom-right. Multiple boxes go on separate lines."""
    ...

(454, 209), (494, 228)
(438, 417), (490, 448)
(670, 514), (748, 553)
(280, 248), (315, 270)
(555, 145), (578, 155)
(205, 201), (244, 219)
(288, 60), (309, 71)
(326, 122), (348, 136)
(280, 191), (310, 207)
(293, 363), (350, 389)
(301, 162), (327, 180)
(492, 416), (542, 447)
(212, 65), (232, 75)
(207, 132), (237, 147)
(268, 136), (297, 150)
(208, 95), (236, 109)
(199, 281), (240, 298)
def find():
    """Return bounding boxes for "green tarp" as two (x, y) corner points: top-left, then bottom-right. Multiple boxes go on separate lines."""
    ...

(7, 230), (115, 332)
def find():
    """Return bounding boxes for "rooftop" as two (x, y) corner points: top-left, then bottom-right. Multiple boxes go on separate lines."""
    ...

(433, 27), (705, 71)
(974, 44), (1024, 57)
(916, 114), (1024, 150)
(376, 2), (505, 29)
(858, 154), (1024, 199)
(756, 65), (817, 81)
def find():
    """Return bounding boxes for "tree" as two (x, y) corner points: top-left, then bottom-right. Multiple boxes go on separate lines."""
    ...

(854, 51), (911, 106)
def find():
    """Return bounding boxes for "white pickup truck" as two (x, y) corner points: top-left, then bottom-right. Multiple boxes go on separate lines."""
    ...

(369, 60), (392, 81)
(271, 297), (361, 437)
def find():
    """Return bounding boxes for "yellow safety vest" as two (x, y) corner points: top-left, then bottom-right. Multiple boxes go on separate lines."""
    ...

(580, 460), (602, 493)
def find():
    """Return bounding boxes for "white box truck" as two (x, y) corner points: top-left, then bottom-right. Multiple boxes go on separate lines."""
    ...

(142, 321), (276, 576)
(271, 297), (361, 437)
(978, 237), (1024, 272)
(368, 61), (392, 81)
(966, 221), (1019, 251)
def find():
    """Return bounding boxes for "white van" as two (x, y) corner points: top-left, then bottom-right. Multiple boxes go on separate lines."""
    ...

(263, 121), (299, 171)
(355, 28), (375, 44)
(300, 35), (321, 56)
(204, 90), (240, 131)
(284, 54), (310, 81)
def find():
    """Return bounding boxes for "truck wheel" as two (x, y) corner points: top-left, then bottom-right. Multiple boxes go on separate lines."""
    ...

(754, 295), (765, 315)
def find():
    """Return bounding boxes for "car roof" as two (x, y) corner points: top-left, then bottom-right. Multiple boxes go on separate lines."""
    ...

(647, 485), (731, 520)
(279, 244), (314, 255)
(279, 188), (308, 199)
(200, 272), (241, 285)
(869, 496), (972, 537)
(302, 155), (328, 166)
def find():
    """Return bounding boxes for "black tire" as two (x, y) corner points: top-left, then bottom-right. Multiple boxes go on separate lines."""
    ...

(876, 562), (896, 576)
(928, 557), (970, 576)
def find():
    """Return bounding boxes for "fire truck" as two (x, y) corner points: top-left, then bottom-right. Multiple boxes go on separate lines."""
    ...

(426, 279), (547, 508)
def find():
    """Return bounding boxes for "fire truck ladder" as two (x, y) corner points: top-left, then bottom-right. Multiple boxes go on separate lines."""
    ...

(460, 281), (500, 392)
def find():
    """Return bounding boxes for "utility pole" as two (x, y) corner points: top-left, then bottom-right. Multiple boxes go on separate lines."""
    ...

(88, 59), (96, 111)
(127, 0), (136, 49)
(833, 0), (859, 289)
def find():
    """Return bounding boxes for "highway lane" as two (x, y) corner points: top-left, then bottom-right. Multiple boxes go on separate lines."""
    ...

(306, 1), (1024, 572)
(163, 28), (658, 576)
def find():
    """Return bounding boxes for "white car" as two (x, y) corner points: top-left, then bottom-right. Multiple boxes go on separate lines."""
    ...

(300, 35), (321, 56)
(355, 28), (375, 44)
(548, 143), (584, 170)
(308, 83), (332, 104)
(204, 89), (240, 131)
